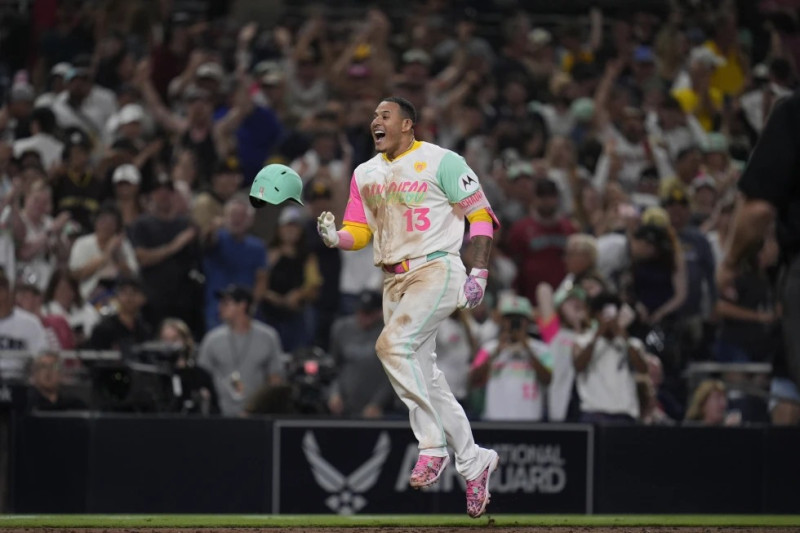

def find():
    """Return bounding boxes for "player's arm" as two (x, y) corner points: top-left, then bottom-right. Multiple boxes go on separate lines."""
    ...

(720, 93), (799, 291)
(437, 151), (500, 309)
(317, 173), (373, 251)
(465, 208), (494, 269)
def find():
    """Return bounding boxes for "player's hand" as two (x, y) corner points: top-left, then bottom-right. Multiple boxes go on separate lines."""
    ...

(457, 268), (488, 309)
(316, 211), (339, 248)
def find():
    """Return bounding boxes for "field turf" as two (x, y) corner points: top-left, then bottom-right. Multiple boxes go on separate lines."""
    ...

(0, 514), (798, 528)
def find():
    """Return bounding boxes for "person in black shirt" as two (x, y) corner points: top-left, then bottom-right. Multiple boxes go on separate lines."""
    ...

(87, 276), (151, 351)
(129, 175), (203, 337)
(51, 129), (106, 235)
(720, 90), (800, 425)
(27, 351), (87, 412)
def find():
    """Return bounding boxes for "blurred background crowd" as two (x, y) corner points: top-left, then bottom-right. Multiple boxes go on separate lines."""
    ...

(0, 0), (798, 427)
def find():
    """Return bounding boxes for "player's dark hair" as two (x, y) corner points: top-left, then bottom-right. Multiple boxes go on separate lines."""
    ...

(382, 96), (417, 124)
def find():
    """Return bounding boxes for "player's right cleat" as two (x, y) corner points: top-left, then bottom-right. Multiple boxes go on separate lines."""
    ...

(466, 450), (499, 518)
(409, 454), (450, 489)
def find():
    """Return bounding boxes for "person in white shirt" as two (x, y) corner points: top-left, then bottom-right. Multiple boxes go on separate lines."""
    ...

(34, 62), (71, 108)
(52, 62), (117, 146)
(12, 108), (64, 171)
(0, 270), (48, 380)
(572, 292), (648, 423)
(435, 309), (478, 404)
(69, 202), (138, 301)
(739, 59), (793, 135)
(470, 294), (552, 421)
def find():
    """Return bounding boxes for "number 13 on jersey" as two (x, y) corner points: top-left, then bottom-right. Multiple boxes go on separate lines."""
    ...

(403, 207), (430, 231)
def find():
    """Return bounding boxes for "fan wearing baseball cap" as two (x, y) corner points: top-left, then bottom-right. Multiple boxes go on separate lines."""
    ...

(469, 294), (552, 421)
(197, 284), (284, 417)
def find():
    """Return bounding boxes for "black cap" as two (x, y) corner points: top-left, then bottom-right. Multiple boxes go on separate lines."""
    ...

(214, 284), (253, 305)
(633, 223), (670, 248)
(115, 276), (145, 292)
(535, 178), (559, 196)
(215, 155), (242, 175)
(357, 290), (382, 313)
(304, 179), (332, 202)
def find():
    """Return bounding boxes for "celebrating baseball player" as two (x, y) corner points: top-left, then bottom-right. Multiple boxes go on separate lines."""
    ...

(316, 96), (500, 518)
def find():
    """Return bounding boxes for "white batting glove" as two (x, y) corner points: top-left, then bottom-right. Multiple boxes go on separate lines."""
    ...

(457, 268), (489, 309)
(316, 211), (339, 248)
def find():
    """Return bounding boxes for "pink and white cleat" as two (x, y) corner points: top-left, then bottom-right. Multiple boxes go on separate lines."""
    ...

(466, 450), (500, 518)
(409, 454), (450, 489)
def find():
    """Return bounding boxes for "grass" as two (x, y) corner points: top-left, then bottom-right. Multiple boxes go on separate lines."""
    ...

(0, 514), (798, 528)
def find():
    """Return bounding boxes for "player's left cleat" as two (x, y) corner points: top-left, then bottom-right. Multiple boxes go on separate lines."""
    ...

(466, 450), (499, 518)
(409, 454), (450, 489)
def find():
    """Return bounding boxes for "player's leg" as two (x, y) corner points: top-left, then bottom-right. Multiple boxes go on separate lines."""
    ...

(377, 259), (455, 457)
(416, 335), (496, 478)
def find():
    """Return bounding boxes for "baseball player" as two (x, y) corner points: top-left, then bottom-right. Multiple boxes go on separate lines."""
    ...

(316, 96), (500, 518)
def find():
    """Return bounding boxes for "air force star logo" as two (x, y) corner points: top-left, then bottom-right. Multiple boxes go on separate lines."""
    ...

(303, 431), (391, 515)
(459, 173), (479, 193)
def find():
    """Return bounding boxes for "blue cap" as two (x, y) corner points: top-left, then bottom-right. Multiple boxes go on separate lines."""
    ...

(633, 46), (655, 64)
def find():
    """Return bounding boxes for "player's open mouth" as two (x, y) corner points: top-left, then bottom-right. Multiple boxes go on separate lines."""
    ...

(373, 129), (386, 145)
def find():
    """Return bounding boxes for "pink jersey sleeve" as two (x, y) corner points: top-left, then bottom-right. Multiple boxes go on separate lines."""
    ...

(537, 314), (561, 344)
(343, 173), (368, 225)
(471, 348), (490, 370)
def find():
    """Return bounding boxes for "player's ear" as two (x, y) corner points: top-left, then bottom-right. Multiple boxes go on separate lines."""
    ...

(402, 118), (413, 133)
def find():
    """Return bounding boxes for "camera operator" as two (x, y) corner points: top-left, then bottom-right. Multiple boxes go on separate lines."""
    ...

(159, 318), (219, 415)
(572, 292), (648, 424)
(469, 294), (552, 421)
(86, 276), (151, 351)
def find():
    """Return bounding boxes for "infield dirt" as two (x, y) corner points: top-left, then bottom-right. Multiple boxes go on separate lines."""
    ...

(0, 523), (798, 533)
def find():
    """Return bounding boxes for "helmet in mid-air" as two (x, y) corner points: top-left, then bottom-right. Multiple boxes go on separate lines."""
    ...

(249, 164), (304, 208)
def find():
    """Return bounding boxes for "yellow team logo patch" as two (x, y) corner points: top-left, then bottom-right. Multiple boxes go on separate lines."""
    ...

(414, 161), (427, 173)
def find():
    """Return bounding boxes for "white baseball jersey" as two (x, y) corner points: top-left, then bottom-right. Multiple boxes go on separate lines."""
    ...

(343, 141), (493, 266)
(477, 338), (553, 421)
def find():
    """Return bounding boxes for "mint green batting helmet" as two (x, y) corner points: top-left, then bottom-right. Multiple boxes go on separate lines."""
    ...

(249, 164), (304, 208)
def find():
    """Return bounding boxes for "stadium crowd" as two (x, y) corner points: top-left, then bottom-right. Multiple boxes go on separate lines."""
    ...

(0, 0), (798, 426)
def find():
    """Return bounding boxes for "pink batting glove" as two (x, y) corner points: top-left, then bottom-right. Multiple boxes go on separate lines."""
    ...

(457, 268), (488, 309)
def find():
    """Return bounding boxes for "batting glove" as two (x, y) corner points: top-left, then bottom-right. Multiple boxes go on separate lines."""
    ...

(457, 268), (488, 309)
(317, 211), (340, 248)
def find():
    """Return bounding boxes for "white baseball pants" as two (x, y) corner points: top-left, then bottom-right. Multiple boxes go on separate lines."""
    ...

(375, 255), (494, 481)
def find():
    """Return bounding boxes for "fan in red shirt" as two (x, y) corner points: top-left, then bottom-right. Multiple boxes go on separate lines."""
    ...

(508, 178), (576, 305)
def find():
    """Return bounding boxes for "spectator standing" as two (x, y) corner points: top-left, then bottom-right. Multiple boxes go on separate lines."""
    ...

(13, 179), (71, 290)
(0, 270), (47, 380)
(261, 206), (322, 353)
(573, 292), (647, 424)
(202, 195), (267, 331)
(50, 129), (104, 235)
(327, 290), (393, 418)
(51, 59), (117, 145)
(714, 237), (780, 363)
(198, 285), (284, 417)
(192, 157), (244, 242)
(435, 309), (478, 408)
(69, 202), (138, 301)
(129, 176), (202, 336)
(109, 163), (144, 230)
(508, 178), (576, 304)
(159, 317), (219, 415)
(42, 268), (100, 344)
(544, 286), (590, 422)
(12, 107), (63, 171)
(470, 294), (552, 421)
(15, 282), (74, 350)
(86, 276), (151, 351)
